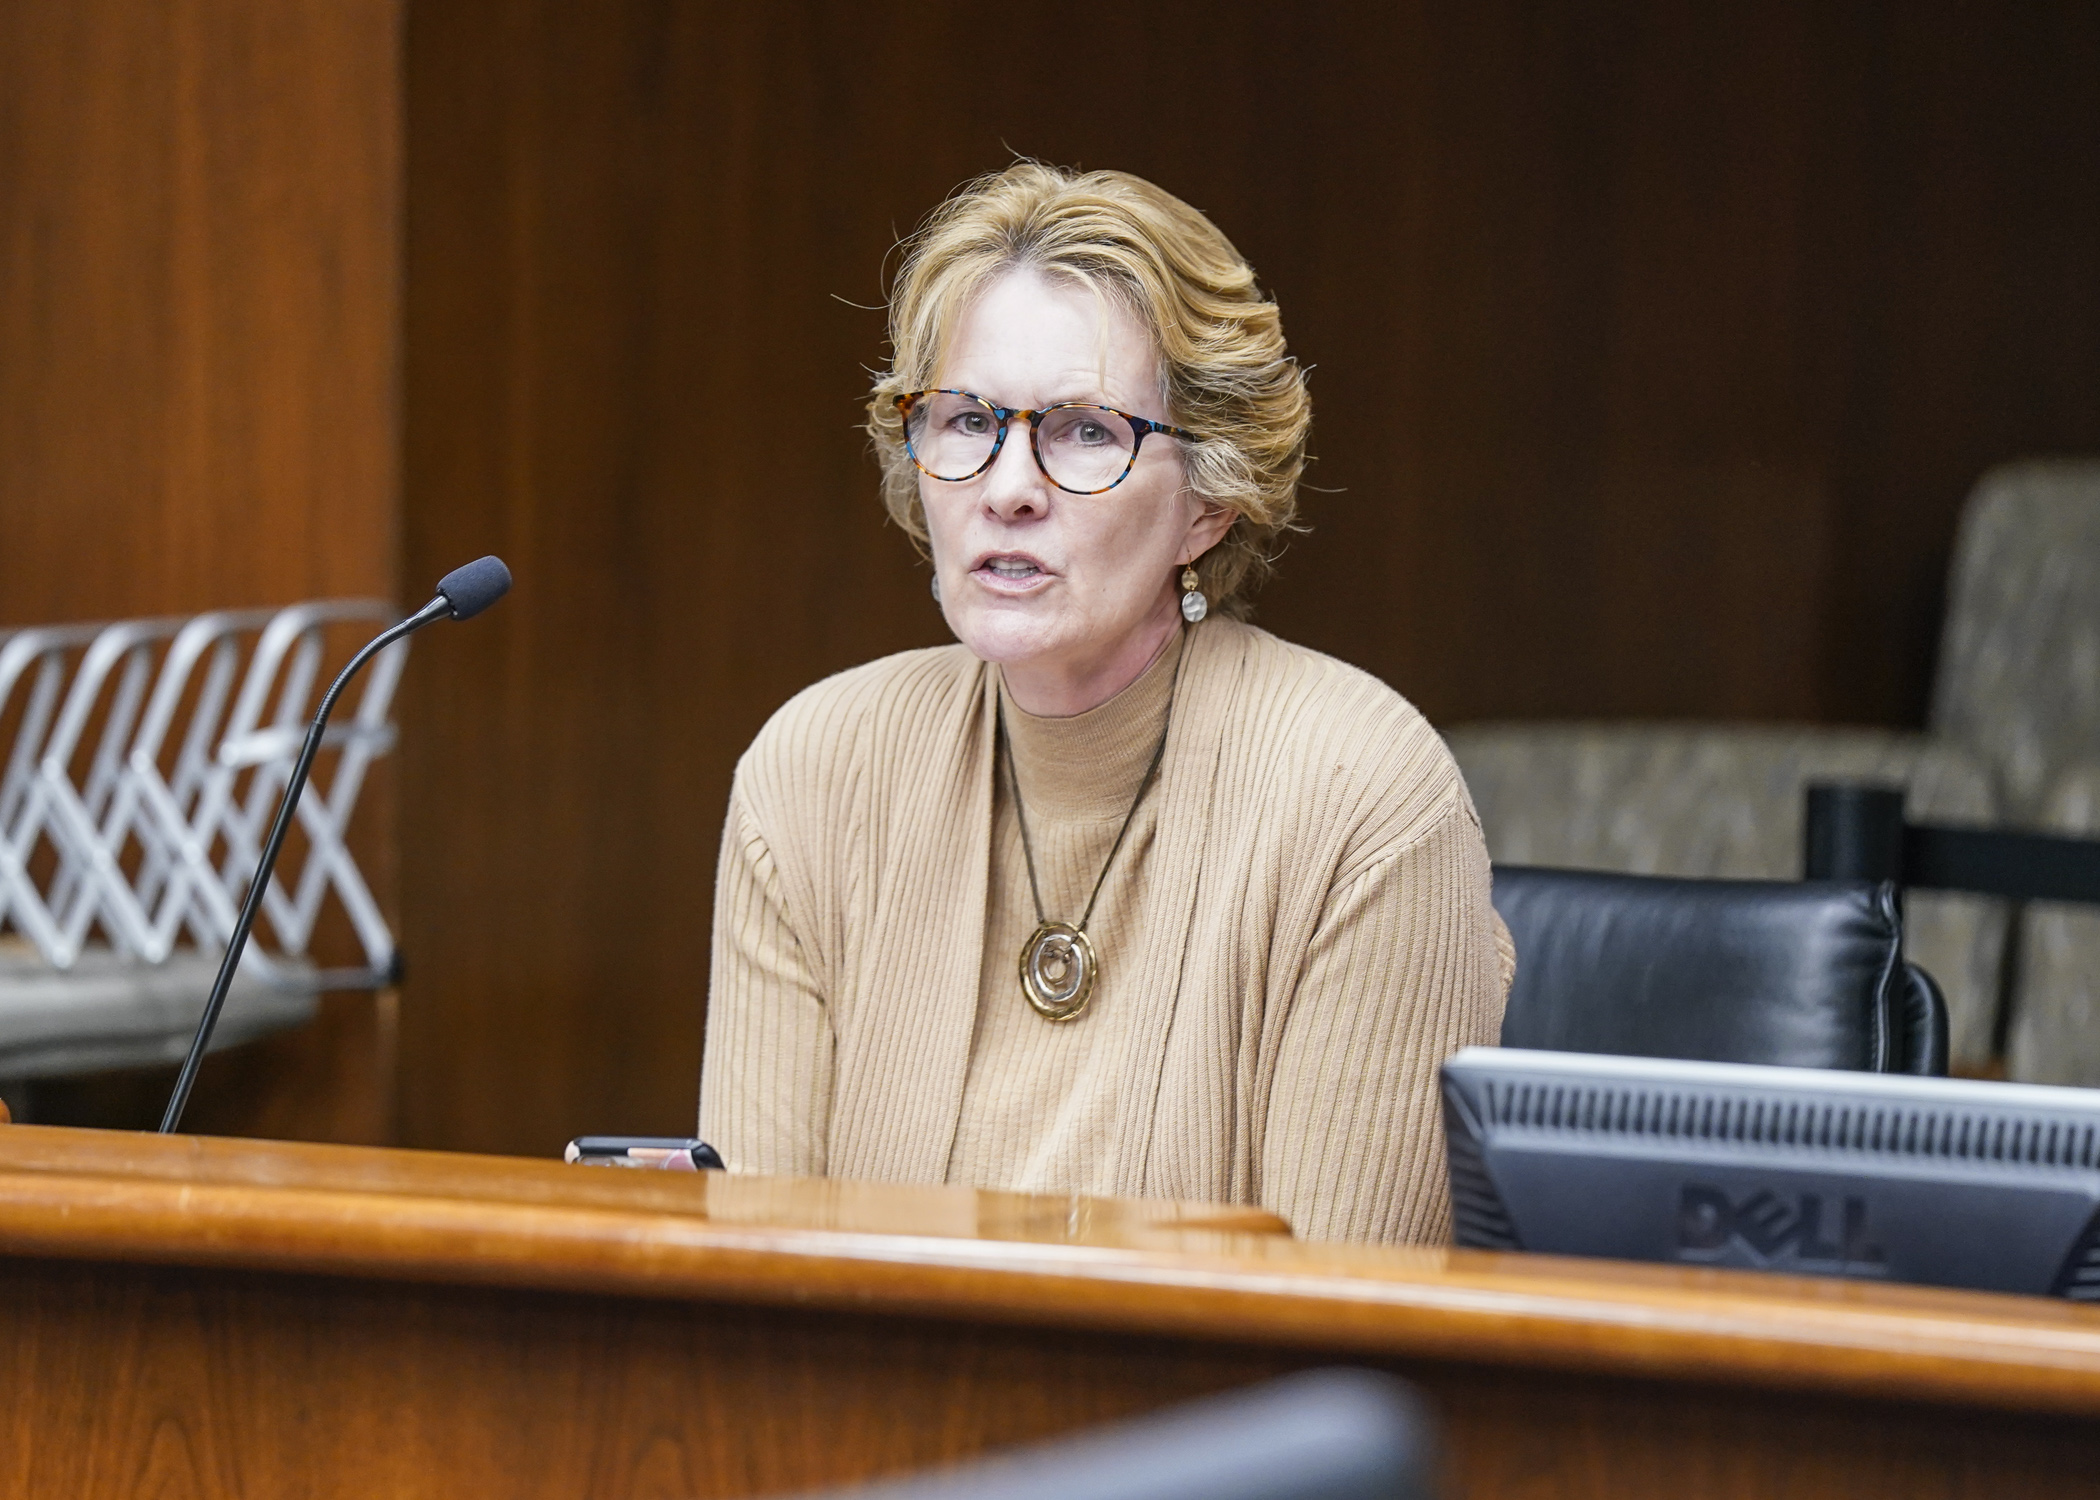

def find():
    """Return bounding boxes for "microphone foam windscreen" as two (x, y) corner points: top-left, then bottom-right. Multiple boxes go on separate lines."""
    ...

(436, 556), (513, 620)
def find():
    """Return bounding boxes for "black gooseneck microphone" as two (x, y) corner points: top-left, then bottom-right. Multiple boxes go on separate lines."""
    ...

(158, 556), (513, 1134)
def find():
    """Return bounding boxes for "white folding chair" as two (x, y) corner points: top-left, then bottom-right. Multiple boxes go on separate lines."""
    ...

(0, 601), (406, 1083)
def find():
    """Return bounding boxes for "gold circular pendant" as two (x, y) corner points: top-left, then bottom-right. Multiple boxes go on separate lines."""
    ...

(1018, 921), (1095, 1021)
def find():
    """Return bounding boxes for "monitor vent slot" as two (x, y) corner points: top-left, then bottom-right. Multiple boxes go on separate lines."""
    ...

(1444, 1096), (1519, 1250)
(2052, 1209), (2100, 1302)
(1482, 1078), (2100, 1169)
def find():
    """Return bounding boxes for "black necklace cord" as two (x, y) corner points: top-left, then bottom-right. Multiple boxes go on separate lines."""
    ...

(160, 555), (510, 1135)
(998, 627), (1188, 935)
(1000, 707), (1050, 925)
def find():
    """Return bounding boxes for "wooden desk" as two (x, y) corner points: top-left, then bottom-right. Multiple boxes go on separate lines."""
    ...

(4, 1126), (2100, 1497)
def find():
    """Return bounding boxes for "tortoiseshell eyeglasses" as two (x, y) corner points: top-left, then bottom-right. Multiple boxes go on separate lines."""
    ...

(895, 389), (1201, 496)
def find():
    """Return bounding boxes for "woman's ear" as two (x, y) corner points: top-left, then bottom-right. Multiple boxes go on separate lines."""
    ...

(1181, 500), (1236, 562)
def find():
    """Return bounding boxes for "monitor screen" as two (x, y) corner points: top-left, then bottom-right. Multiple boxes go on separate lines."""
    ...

(1442, 1047), (2100, 1298)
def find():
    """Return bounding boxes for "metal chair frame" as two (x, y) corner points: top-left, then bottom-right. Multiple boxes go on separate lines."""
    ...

(0, 602), (404, 990)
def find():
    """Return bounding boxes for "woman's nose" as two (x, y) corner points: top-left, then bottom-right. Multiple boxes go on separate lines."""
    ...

(980, 422), (1047, 518)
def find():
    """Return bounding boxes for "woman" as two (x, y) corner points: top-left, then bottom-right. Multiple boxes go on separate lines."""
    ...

(699, 163), (1510, 1244)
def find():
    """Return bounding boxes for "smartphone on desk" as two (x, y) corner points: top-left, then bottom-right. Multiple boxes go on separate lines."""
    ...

(564, 1136), (725, 1170)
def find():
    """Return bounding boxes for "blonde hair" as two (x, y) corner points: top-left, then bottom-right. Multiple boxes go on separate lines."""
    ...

(866, 163), (1309, 616)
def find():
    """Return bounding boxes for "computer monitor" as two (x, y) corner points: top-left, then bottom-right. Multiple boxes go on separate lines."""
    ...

(789, 1368), (1436, 1500)
(1442, 1046), (2100, 1299)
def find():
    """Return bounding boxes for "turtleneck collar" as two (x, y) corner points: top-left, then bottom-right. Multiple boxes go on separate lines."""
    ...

(998, 627), (1186, 823)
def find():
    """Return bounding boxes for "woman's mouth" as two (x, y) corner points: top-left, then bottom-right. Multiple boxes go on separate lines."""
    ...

(973, 554), (1052, 589)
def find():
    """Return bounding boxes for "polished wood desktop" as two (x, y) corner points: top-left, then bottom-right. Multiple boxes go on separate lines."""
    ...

(3, 1125), (2099, 1497)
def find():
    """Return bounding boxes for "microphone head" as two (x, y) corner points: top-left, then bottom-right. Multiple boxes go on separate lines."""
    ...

(435, 556), (512, 620)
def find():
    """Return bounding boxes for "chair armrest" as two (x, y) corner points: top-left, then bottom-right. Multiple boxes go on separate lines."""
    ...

(1898, 964), (1951, 1076)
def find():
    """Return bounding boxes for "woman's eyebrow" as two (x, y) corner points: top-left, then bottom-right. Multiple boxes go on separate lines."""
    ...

(963, 388), (1117, 412)
(1031, 382), (1127, 409)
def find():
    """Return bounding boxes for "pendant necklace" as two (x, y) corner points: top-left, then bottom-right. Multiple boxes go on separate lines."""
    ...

(999, 634), (1186, 1022)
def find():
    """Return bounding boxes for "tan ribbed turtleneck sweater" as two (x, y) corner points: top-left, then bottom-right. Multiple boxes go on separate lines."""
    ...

(700, 619), (1511, 1244)
(949, 629), (1184, 1192)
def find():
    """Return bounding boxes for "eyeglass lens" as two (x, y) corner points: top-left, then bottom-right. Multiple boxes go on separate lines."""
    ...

(905, 392), (1140, 493)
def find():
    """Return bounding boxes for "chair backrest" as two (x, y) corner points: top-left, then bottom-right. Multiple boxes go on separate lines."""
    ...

(1493, 866), (1947, 1075)
(1932, 459), (2100, 824)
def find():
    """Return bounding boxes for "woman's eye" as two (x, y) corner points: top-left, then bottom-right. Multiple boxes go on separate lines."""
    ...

(1073, 420), (1110, 446)
(952, 412), (991, 436)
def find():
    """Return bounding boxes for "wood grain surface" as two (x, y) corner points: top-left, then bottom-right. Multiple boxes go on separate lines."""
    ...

(5, 1125), (2100, 1418)
(0, 0), (404, 1143)
(7, 1256), (2100, 1500)
(0, 0), (401, 622)
(6, 1129), (2100, 1498)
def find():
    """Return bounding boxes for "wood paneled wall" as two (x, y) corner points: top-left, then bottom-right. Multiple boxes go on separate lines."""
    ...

(398, 2), (2100, 1154)
(0, 0), (401, 619)
(0, 0), (402, 1140)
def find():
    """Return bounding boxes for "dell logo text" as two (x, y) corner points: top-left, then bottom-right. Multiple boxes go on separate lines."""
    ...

(1676, 1183), (1887, 1271)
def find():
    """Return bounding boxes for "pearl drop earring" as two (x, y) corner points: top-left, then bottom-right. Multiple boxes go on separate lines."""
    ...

(931, 573), (942, 604)
(1179, 565), (1208, 623)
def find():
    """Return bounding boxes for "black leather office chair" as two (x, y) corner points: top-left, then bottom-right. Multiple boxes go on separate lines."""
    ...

(1492, 866), (1950, 1076)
